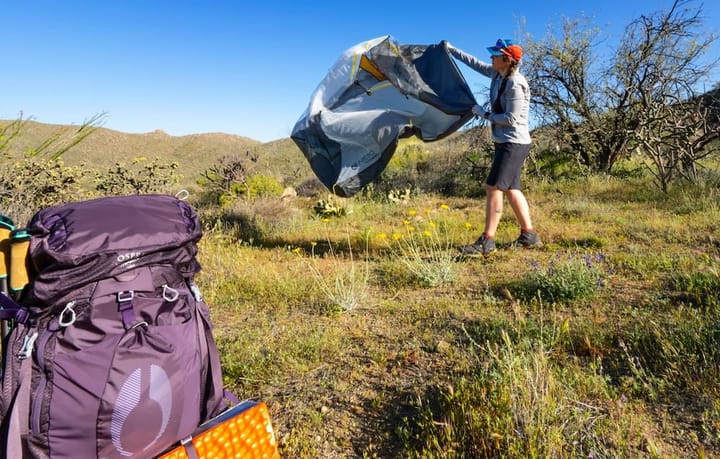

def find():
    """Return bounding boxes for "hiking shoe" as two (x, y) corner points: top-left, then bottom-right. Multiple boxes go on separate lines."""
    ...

(513, 230), (542, 248)
(459, 234), (496, 256)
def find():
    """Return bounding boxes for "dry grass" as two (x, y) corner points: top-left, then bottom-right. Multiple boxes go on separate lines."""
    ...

(195, 172), (720, 458)
(5, 119), (719, 457)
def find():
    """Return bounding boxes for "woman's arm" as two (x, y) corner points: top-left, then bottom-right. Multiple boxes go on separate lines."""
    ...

(445, 42), (494, 78)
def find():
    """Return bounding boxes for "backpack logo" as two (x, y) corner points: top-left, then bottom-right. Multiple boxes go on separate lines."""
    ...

(117, 251), (143, 270)
(111, 364), (172, 456)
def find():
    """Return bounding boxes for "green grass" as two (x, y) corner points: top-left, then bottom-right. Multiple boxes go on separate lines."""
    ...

(6, 120), (720, 457)
(194, 172), (720, 458)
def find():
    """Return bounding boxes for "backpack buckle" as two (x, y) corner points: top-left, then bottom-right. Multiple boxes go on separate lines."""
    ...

(117, 291), (134, 303)
(117, 291), (136, 329)
(18, 331), (39, 360)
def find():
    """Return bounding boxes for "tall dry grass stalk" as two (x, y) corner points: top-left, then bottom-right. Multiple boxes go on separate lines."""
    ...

(379, 206), (460, 287)
(304, 233), (371, 312)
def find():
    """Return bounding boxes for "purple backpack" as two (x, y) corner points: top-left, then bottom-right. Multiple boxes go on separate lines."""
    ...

(0, 195), (228, 458)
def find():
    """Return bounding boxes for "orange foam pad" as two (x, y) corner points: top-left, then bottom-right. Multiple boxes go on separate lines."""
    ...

(158, 401), (280, 459)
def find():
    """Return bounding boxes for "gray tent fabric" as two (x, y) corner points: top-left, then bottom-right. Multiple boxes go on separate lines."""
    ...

(292, 36), (477, 197)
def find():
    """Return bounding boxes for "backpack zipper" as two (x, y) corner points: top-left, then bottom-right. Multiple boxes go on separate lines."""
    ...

(29, 301), (84, 434)
(30, 319), (59, 434)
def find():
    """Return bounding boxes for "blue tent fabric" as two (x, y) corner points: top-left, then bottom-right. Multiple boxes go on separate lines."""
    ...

(292, 36), (477, 197)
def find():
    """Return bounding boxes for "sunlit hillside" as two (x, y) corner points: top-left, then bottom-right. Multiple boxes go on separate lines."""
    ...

(1, 120), (263, 184)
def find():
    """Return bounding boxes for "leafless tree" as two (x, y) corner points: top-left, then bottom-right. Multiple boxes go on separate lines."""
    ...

(201, 151), (258, 196)
(524, 0), (718, 177)
(623, 1), (720, 191)
(635, 95), (719, 192)
(524, 17), (609, 169)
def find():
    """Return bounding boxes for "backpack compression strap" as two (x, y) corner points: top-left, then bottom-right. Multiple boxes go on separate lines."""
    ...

(5, 355), (32, 458)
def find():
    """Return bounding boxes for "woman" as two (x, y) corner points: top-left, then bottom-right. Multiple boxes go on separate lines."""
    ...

(446, 38), (541, 256)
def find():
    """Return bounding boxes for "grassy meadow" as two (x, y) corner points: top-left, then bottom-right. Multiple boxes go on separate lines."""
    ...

(194, 169), (720, 458)
(3, 120), (719, 457)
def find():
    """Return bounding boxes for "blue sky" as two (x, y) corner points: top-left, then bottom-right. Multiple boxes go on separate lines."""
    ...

(2, 1), (719, 143)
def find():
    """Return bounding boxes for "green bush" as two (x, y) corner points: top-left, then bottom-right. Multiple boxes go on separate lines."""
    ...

(385, 142), (429, 178)
(213, 174), (283, 207)
(0, 156), (90, 223)
(94, 157), (180, 196)
(367, 142), (429, 198)
(530, 147), (592, 181)
(513, 252), (609, 303)
(238, 174), (284, 199)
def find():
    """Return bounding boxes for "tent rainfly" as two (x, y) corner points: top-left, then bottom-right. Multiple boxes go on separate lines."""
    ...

(292, 35), (477, 197)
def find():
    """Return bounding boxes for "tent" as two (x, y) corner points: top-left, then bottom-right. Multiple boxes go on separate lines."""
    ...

(291, 36), (477, 197)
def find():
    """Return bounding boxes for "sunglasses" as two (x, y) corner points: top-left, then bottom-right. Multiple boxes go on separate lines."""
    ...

(496, 38), (508, 50)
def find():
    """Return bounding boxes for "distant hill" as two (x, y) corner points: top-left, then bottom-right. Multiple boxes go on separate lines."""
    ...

(1, 119), (481, 196)
(4, 85), (717, 187)
(0, 120), (314, 188)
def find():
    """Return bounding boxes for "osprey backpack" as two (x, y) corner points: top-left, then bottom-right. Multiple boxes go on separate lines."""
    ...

(0, 194), (229, 458)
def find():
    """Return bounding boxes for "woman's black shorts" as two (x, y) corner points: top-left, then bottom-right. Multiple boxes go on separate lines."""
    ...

(485, 142), (531, 190)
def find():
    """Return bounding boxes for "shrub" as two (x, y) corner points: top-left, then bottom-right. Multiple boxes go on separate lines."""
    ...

(0, 114), (102, 222)
(301, 235), (371, 313)
(0, 156), (90, 223)
(238, 174), (284, 199)
(513, 251), (610, 303)
(94, 157), (180, 196)
(197, 152), (259, 205)
(377, 205), (459, 287)
(367, 141), (429, 197)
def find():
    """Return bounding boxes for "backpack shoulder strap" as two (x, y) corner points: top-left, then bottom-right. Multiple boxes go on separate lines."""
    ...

(193, 292), (228, 419)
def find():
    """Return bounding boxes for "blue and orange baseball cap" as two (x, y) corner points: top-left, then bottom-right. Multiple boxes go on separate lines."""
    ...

(487, 38), (523, 61)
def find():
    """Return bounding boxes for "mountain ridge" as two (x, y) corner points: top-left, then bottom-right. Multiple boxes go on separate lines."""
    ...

(1, 119), (306, 185)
